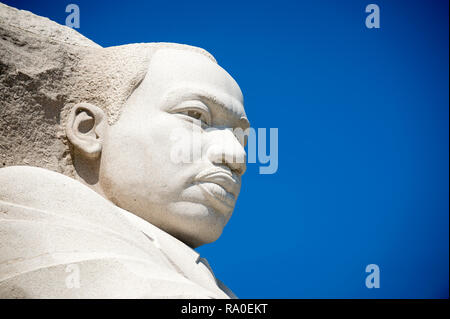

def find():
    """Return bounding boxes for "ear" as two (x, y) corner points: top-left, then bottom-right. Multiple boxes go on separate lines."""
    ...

(66, 103), (107, 159)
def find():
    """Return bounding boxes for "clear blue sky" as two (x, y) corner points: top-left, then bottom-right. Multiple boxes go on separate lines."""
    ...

(4, 0), (448, 298)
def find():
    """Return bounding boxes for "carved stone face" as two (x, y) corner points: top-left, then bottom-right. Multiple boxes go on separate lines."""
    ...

(98, 49), (248, 247)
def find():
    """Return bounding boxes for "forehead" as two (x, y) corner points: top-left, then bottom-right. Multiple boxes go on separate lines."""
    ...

(146, 48), (246, 120)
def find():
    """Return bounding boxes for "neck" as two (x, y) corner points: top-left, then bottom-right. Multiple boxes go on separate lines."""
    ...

(72, 152), (110, 199)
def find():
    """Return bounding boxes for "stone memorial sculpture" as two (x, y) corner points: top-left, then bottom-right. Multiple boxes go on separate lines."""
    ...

(0, 3), (249, 298)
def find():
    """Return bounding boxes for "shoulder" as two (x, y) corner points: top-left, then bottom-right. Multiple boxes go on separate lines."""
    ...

(0, 166), (223, 298)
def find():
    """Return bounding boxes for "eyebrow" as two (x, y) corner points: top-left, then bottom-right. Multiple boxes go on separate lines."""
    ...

(165, 88), (250, 130)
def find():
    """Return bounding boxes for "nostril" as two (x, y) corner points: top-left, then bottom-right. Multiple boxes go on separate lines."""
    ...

(228, 160), (246, 177)
(235, 164), (246, 176)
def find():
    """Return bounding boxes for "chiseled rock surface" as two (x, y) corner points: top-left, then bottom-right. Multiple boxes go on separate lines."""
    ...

(0, 2), (98, 173)
(0, 3), (101, 48)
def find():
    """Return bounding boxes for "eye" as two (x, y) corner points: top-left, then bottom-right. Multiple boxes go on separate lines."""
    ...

(178, 109), (210, 126)
(185, 110), (203, 120)
(170, 101), (212, 126)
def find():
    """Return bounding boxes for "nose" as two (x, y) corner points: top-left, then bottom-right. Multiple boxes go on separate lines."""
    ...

(204, 128), (247, 176)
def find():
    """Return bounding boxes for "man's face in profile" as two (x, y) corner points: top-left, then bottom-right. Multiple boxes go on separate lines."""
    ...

(98, 49), (249, 247)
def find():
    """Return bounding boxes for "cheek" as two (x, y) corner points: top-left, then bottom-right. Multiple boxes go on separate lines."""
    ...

(101, 114), (194, 202)
(146, 115), (200, 189)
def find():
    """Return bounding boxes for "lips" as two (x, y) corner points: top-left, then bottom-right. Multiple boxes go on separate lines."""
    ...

(194, 166), (240, 211)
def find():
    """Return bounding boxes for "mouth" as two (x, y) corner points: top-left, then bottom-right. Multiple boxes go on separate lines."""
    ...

(194, 166), (240, 212)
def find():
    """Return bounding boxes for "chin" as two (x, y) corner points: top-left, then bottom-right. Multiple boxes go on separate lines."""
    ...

(163, 201), (228, 248)
(108, 193), (230, 248)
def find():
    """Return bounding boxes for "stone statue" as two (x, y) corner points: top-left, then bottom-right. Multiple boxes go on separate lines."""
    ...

(0, 3), (249, 298)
